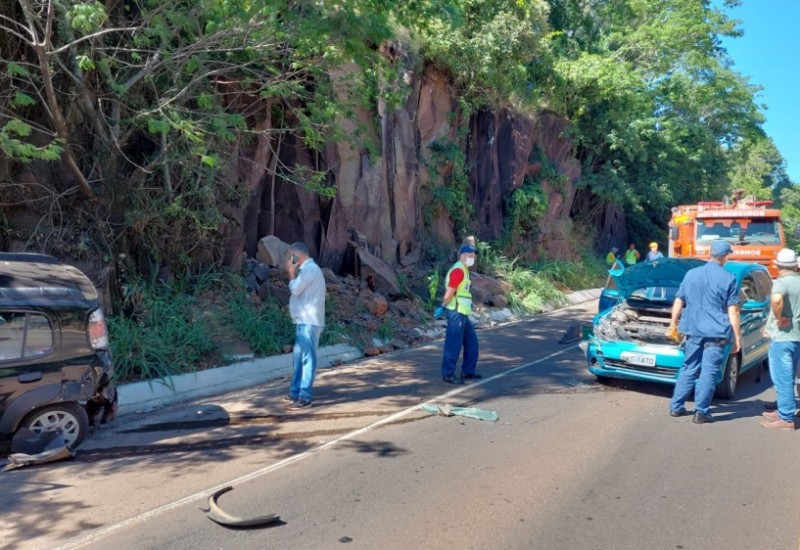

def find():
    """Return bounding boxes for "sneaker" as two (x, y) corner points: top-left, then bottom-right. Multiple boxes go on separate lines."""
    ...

(762, 411), (779, 420)
(286, 399), (312, 410)
(461, 373), (483, 380)
(442, 376), (464, 385)
(760, 418), (796, 431)
(693, 412), (714, 424)
(669, 408), (689, 418)
(281, 395), (299, 403)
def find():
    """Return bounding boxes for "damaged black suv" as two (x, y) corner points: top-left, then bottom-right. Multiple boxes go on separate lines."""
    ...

(0, 253), (117, 450)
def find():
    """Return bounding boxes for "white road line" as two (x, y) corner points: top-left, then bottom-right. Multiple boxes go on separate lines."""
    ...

(55, 345), (578, 549)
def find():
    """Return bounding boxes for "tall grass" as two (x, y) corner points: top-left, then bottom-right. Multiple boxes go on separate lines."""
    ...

(221, 297), (294, 356)
(479, 246), (606, 315)
(108, 273), (218, 382)
(532, 255), (607, 290)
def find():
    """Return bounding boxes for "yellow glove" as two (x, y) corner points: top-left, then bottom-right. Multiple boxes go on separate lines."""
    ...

(665, 325), (682, 343)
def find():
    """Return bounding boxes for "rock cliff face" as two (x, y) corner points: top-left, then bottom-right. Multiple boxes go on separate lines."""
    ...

(239, 64), (603, 273)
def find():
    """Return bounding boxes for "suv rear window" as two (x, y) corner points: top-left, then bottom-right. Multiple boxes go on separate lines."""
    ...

(0, 312), (54, 361)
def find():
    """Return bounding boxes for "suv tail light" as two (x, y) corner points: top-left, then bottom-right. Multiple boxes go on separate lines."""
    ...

(87, 309), (109, 350)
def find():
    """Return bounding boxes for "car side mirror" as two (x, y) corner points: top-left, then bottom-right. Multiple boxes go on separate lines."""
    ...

(741, 300), (765, 311)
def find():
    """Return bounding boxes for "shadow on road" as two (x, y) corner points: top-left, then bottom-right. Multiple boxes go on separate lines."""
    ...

(9, 301), (747, 547)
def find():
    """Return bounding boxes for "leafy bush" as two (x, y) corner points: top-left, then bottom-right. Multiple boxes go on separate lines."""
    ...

(425, 138), (474, 237)
(505, 175), (548, 243)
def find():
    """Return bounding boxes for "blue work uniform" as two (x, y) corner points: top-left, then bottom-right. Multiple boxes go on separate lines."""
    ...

(670, 261), (739, 415)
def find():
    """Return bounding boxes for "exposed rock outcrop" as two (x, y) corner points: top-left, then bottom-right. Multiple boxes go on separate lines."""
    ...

(237, 59), (593, 275)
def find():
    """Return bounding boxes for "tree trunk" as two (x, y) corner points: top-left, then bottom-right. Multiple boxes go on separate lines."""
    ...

(19, 0), (95, 200)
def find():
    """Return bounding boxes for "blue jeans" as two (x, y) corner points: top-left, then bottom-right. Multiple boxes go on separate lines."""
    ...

(440, 309), (479, 378)
(670, 336), (725, 415)
(768, 341), (800, 422)
(290, 324), (322, 402)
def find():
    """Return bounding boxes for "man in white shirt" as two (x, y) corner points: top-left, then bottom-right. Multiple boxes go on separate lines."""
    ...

(284, 242), (326, 410)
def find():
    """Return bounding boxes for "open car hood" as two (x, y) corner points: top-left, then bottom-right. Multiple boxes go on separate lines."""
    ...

(609, 258), (706, 299)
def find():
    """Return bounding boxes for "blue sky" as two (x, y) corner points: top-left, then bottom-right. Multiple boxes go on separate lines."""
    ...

(720, 0), (800, 183)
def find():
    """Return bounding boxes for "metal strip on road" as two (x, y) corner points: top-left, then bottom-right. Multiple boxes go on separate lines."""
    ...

(54, 345), (579, 550)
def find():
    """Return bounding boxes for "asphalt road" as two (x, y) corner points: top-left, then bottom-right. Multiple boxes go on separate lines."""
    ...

(2, 301), (799, 549)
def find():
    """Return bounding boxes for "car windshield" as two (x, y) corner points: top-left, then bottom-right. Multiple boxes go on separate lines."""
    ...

(628, 286), (679, 303)
(696, 217), (781, 244)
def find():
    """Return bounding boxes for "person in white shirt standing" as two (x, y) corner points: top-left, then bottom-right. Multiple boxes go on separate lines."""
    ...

(284, 242), (326, 410)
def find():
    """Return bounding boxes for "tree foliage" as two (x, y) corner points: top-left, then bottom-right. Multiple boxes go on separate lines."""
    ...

(0, 0), (792, 271)
(417, 0), (550, 105)
(0, 0), (408, 269)
(536, 0), (769, 239)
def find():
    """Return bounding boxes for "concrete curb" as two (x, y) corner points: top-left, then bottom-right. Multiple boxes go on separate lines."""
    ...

(117, 344), (362, 416)
(115, 288), (601, 416)
(564, 288), (601, 305)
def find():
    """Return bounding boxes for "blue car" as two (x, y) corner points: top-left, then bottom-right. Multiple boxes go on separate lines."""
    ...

(585, 258), (772, 399)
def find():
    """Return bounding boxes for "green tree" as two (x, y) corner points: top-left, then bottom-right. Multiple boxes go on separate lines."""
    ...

(537, 0), (764, 241)
(417, 0), (550, 105)
(727, 135), (792, 201)
(0, 0), (410, 271)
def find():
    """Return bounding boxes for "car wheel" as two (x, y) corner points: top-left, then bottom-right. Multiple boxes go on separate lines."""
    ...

(715, 353), (740, 400)
(19, 402), (89, 450)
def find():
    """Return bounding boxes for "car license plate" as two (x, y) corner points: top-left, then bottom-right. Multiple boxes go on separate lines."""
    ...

(620, 352), (656, 367)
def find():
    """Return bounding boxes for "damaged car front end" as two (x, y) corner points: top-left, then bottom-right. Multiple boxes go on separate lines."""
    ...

(585, 258), (771, 399)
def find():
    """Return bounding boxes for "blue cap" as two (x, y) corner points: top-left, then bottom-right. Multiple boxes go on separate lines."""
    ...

(710, 240), (733, 257)
(458, 244), (477, 255)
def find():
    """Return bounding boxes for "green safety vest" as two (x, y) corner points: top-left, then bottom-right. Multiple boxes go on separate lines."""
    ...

(625, 249), (638, 265)
(445, 261), (472, 316)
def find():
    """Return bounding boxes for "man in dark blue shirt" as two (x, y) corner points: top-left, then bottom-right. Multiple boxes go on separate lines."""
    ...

(668, 241), (742, 423)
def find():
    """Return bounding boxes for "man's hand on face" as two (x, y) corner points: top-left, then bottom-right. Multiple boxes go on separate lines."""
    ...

(285, 252), (298, 278)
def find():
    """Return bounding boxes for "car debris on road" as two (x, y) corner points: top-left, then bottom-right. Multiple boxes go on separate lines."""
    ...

(202, 486), (281, 528)
(420, 403), (498, 422)
(2, 428), (74, 471)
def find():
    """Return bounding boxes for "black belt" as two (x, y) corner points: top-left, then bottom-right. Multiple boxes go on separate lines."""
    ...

(703, 338), (729, 348)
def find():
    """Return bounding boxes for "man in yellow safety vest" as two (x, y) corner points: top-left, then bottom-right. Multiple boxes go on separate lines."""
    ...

(625, 243), (640, 266)
(439, 244), (481, 384)
(605, 246), (619, 266)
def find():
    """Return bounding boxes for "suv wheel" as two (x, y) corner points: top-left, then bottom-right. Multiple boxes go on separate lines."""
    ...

(20, 403), (89, 450)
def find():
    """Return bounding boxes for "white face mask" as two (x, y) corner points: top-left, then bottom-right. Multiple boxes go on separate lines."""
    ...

(465, 257), (475, 267)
